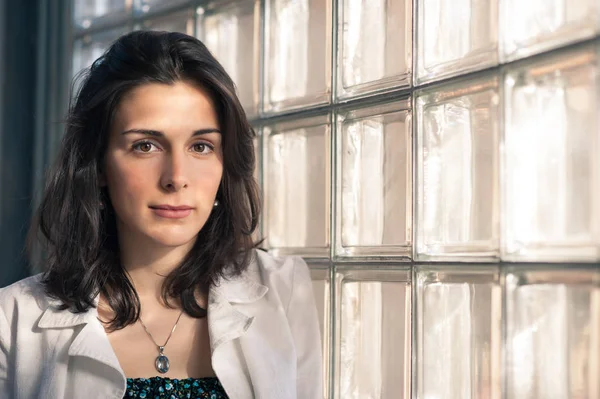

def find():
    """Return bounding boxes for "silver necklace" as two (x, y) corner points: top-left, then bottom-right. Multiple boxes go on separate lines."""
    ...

(138, 310), (184, 374)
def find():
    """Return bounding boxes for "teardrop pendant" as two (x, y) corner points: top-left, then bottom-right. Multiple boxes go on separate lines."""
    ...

(155, 346), (170, 374)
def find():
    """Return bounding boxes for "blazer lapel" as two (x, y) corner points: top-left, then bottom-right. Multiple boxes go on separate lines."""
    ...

(37, 296), (126, 396)
(207, 261), (269, 398)
(207, 268), (269, 353)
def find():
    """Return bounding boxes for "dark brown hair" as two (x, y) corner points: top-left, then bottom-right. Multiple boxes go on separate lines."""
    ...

(28, 30), (260, 331)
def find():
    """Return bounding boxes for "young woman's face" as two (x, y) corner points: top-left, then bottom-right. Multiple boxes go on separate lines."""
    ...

(102, 81), (223, 249)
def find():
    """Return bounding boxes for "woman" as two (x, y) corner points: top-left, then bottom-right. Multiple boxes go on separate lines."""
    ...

(0, 31), (322, 399)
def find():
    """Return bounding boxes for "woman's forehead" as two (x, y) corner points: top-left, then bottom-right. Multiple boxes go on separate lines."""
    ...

(111, 81), (220, 136)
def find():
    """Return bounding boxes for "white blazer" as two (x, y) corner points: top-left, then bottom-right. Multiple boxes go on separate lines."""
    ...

(0, 250), (323, 399)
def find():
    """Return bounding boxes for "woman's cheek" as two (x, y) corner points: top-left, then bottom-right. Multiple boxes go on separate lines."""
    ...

(110, 164), (152, 205)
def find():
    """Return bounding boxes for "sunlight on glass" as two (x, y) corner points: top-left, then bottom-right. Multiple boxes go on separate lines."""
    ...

(265, 119), (330, 256)
(500, 0), (599, 61)
(335, 270), (411, 399)
(502, 47), (600, 261)
(269, 0), (308, 102)
(339, 0), (410, 97)
(416, 0), (498, 84)
(506, 269), (600, 398)
(416, 78), (500, 260)
(202, 3), (258, 116)
(416, 268), (501, 399)
(265, 0), (330, 112)
(338, 103), (411, 256)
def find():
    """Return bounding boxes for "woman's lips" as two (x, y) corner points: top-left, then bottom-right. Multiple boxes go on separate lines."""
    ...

(150, 206), (193, 219)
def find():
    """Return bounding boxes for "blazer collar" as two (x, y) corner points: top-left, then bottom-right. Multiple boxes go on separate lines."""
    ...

(37, 294), (100, 329)
(36, 271), (268, 329)
(36, 293), (125, 385)
(36, 253), (269, 369)
(207, 255), (269, 354)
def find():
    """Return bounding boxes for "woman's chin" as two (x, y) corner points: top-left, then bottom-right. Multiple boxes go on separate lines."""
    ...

(147, 232), (198, 248)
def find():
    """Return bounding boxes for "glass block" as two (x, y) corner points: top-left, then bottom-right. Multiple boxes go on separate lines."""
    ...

(73, 0), (128, 30)
(72, 28), (128, 78)
(505, 267), (600, 399)
(334, 268), (411, 399)
(263, 115), (330, 257)
(415, 0), (498, 85)
(134, 0), (190, 15)
(141, 9), (194, 34)
(199, 1), (259, 117)
(264, 0), (332, 113)
(336, 101), (412, 257)
(500, 0), (600, 62)
(415, 76), (500, 261)
(310, 267), (332, 399)
(416, 266), (501, 399)
(502, 45), (600, 262)
(337, 0), (411, 99)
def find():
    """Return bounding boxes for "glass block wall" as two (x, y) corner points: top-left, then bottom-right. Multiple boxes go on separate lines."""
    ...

(70, 0), (600, 398)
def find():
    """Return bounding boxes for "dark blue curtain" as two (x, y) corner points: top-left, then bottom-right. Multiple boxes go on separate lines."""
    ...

(0, 0), (71, 287)
(0, 0), (38, 287)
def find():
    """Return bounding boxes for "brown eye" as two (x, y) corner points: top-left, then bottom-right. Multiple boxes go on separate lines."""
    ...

(132, 141), (157, 153)
(193, 143), (206, 152)
(192, 142), (214, 154)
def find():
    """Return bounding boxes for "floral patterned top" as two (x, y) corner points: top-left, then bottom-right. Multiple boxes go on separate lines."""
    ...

(124, 376), (229, 399)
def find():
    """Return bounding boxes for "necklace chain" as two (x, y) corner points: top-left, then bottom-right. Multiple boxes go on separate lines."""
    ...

(139, 310), (184, 350)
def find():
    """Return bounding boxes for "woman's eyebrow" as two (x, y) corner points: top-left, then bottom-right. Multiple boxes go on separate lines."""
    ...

(120, 128), (222, 137)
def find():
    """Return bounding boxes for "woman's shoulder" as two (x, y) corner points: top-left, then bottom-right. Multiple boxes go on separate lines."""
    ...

(217, 249), (309, 303)
(251, 248), (311, 283)
(248, 249), (313, 304)
(0, 273), (51, 321)
(252, 248), (305, 273)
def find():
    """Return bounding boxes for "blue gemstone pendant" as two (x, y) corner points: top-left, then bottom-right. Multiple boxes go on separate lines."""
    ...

(155, 346), (170, 374)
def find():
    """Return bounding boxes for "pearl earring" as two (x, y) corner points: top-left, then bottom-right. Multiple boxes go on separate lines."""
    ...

(214, 200), (219, 207)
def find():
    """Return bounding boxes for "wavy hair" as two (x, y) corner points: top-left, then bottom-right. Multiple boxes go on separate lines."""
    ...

(27, 31), (261, 331)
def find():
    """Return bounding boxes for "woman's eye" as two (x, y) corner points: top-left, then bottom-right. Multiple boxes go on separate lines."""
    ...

(192, 142), (214, 154)
(132, 141), (157, 153)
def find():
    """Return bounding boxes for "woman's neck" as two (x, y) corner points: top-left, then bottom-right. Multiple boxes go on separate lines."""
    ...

(117, 235), (195, 305)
